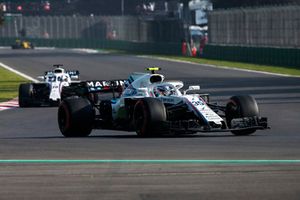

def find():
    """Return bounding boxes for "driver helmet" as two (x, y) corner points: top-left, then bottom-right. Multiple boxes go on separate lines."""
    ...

(154, 85), (174, 97)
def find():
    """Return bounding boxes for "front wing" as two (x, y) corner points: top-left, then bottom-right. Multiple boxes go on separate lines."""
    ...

(167, 116), (269, 133)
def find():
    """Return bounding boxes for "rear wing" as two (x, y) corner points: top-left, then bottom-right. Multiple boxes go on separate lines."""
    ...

(85, 80), (126, 93)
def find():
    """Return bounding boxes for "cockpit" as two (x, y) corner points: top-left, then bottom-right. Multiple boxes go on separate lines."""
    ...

(152, 84), (179, 97)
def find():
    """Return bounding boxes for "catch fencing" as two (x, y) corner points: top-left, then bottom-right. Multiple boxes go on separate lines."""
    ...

(0, 15), (182, 55)
(204, 5), (300, 67)
(0, 15), (183, 43)
(208, 5), (300, 48)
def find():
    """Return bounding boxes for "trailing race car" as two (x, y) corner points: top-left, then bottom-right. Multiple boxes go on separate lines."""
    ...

(11, 39), (34, 49)
(58, 68), (269, 137)
(19, 64), (80, 107)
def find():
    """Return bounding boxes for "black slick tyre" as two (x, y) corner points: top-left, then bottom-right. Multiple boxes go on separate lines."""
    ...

(133, 98), (167, 137)
(49, 99), (60, 107)
(18, 83), (33, 107)
(58, 97), (94, 137)
(99, 100), (113, 128)
(225, 95), (259, 136)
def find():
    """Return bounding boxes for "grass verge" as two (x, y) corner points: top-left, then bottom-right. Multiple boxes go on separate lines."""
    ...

(100, 48), (300, 76)
(150, 55), (300, 76)
(0, 66), (27, 102)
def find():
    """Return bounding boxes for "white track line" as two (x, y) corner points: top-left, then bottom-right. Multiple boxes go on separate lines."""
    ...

(71, 48), (100, 54)
(70, 48), (110, 54)
(0, 62), (38, 83)
(138, 55), (300, 78)
(0, 62), (37, 111)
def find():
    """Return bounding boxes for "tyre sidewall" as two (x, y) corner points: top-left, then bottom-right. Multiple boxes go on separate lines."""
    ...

(19, 83), (33, 107)
(58, 97), (94, 137)
(133, 98), (166, 137)
(226, 95), (259, 136)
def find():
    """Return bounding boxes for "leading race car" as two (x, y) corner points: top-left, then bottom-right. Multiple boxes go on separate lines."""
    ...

(11, 39), (34, 49)
(19, 64), (80, 107)
(58, 68), (269, 137)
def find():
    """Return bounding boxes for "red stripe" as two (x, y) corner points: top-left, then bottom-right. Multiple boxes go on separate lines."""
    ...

(0, 98), (19, 111)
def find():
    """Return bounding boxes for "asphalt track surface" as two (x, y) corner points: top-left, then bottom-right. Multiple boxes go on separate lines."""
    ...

(0, 48), (300, 199)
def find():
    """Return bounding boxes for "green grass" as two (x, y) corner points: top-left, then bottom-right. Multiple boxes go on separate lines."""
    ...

(100, 48), (300, 76)
(0, 66), (27, 102)
(155, 55), (300, 76)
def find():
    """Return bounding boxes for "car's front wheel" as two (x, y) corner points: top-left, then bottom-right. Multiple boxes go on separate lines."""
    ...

(225, 95), (259, 136)
(58, 97), (94, 137)
(133, 98), (167, 137)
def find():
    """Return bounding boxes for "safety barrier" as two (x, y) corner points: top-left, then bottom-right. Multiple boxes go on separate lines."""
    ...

(2, 37), (299, 67)
(1, 37), (181, 55)
(203, 44), (300, 67)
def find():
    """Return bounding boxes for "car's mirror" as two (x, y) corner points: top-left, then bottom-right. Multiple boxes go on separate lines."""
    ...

(37, 76), (45, 81)
(184, 85), (200, 95)
(188, 85), (200, 90)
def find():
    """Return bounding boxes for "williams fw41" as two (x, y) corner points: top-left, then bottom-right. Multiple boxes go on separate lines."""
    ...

(19, 64), (80, 107)
(58, 68), (269, 137)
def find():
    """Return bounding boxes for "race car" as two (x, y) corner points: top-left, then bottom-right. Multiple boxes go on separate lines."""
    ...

(58, 67), (269, 137)
(11, 39), (34, 49)
(19, 64), (80, 107)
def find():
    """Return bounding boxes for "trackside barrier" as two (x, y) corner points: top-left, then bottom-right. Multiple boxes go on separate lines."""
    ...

(2, 38), (299, 68)
(203, 44), (300, 68)
(0, 38), (181, 55)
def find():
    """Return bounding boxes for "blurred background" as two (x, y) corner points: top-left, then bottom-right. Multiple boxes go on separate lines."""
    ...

(0, 0), (299, 66)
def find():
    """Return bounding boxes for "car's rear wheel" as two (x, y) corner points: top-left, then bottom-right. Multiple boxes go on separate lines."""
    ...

(225, 95), (259, 136)
(49, 99), (60, 107)
(133, 98), (167, 137)
(19, 83), (34, 107)
(58, 97), (94, 137)
(99, 100), (113, 128)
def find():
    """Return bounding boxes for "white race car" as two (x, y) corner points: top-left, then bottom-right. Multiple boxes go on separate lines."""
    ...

(58, 68), (269, 137)
(19, 64), (79, 107)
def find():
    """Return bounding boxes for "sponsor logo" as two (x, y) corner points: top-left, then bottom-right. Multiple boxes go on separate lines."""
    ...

(66, 70), (79, 76)
(86, 80), (125, 88)
(86, 80), (125, 92)
(161, 97), (175, 103)
(191, 99), (205, 107)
